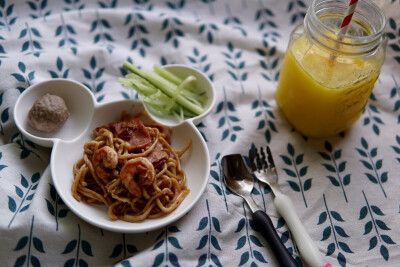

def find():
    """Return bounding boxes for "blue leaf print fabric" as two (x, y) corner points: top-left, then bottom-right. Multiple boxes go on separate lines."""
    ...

(1, 0), (400, 266)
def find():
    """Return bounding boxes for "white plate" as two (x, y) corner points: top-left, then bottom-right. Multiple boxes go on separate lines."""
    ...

(51, 99), (210, 233)
(14, 65), (215, 233)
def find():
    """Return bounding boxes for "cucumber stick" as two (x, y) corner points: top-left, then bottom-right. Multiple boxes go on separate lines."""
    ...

(122, 62), (204, 116)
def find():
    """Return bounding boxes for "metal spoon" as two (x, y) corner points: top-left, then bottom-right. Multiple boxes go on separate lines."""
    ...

(222, 154), (299, 267)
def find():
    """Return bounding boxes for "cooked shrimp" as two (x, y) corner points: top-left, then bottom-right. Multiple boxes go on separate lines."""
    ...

(120, 157), (155, 197)
(93, 146), (118, 179)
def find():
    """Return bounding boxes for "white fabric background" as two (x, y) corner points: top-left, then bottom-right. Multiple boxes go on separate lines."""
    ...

(1, 0), (400, 266)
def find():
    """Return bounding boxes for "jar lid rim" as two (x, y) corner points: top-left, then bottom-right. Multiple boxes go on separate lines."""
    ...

(309, 0), (386, 42)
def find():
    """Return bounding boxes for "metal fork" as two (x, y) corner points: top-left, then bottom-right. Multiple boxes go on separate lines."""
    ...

(249, 146), (281, 195)
(249, 146), (325, 267)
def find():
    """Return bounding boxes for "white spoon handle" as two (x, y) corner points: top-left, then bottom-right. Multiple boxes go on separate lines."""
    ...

(274, 193), (324, 267)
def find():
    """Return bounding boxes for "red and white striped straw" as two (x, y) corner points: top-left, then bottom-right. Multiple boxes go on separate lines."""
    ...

(339, 0), (359, 35)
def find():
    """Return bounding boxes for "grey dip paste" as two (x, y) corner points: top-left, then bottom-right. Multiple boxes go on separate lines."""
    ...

(27, 93), (70, 133)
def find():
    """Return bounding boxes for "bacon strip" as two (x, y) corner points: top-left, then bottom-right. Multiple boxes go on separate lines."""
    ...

(147, 142), (169, 168)
(110, 118), (152, 151)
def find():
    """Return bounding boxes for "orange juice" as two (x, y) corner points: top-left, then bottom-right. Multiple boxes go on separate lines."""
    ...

(276, 36), (380, 138)
(275, 0), (387, 138)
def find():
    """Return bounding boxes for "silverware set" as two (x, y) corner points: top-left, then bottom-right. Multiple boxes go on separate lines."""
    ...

(222, 146), (325, 267)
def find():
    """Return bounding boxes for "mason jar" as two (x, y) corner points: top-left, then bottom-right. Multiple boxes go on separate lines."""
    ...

(275, 0), (387, 138)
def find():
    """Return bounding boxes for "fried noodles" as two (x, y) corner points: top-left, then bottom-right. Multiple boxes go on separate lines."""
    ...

(71, 113), (191, 222)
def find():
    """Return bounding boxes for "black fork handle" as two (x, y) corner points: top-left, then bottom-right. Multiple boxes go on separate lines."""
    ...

(253, 210), (299, 267)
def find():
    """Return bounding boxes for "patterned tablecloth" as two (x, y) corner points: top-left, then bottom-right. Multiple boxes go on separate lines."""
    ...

(1, 0), (400, 266)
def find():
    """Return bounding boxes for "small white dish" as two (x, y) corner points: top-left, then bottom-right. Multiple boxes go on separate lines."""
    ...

(141, 64), (216, 127)
(14, 79), (95, 147)
(13, 65), (215, 233)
